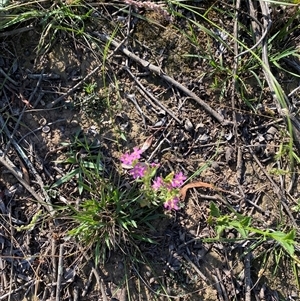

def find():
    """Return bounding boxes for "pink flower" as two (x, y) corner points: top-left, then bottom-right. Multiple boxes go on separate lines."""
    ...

(120, 147), (143, 166)
(164, 197), (180, 210)
(152, 177), (163, 190)
(120, 153), (134, 165)
(171, 172), (186, 188)
(129, 163), (147, 179)
(130, 147), (143, 161)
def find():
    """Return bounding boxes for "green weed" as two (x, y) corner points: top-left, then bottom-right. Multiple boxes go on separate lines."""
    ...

(50, 133), (163, 264)
(208, 201), (300, 287)
(291, 200), (300, 212)
(83, 81), (97, 94)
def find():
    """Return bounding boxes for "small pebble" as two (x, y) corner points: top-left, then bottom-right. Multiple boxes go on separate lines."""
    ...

(42, 125), (50, 133)
(184, 118), (194, 132)
(70, 120), (79, 127)
(253, 141), (261, 153)
(198, 133), (209, 144)
(224, 131), (233, 141)
(39, 118), (47, 126)
(196, 123), (206, 134)
(211, 161), (220, 171)
(225, 146), (234, 163)
(258, 135), (265, 143)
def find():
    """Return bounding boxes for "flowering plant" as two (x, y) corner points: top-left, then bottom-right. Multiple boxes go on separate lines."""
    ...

(120, 147), (186, 210)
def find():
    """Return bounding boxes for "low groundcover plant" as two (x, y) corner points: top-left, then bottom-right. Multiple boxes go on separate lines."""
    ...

(120, 147), (186, 210)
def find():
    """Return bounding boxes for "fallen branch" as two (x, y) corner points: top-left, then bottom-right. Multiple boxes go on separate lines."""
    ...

(94, 32), (231, 125)
(125, 66), (183, 125)
(244, 252), (252, 301)
(56, 244), (64, 301)
(0, 280), (34, 300)
(0, 114), (55, 218)
(0, 149), (43, 203)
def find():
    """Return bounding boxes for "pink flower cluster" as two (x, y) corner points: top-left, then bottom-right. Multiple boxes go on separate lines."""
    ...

(120, 147), (187, 211)
(164, 197), (180, 211)
(120, 147), (143, 166)
(152, 173), (186, 191)
(151, 172), (186, 210)
(129, 163), (147, 179)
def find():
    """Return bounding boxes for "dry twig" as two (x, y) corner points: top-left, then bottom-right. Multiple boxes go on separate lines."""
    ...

(0, 114), (55, 217)
(0, 280), (34, 300)
(215, 268), (229, 301)
(125, 66), (182, 125)
(0, 67), (19, 86)
(94, 32), (230, 125)
(182, 253), (208, 282)
(47, 30), (131, 108)
(212, 274), (225, 301)
(56, 244), (64, 301)
(244, 253), (252, 301)
(0, 149), (43, 203)
(247, 146), (297, 226)
(3, 71), (43, 156)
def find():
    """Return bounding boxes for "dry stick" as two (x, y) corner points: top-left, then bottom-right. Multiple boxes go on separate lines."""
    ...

(259, 2), (278, 109)
(244, 253), (252, 301)
(56, 244), (64, 301)
(47, 32), (130, 109)
(0, 280), (35, 300)
(135, 85), (160, 112)
(232, 0), (243, 184)
(0, 116), (55, 217)
(215, 268), (229, 301)
(212, 274), (225, 301)
(32, 91), (45, 108)
(130, 263), (180, 299)
(51, 238), (58, 299)
(46, 65), (101, 108)
(147, 130), (172, 162)
(94, 32), (229, 125)
(182, 253), (208, 282)
(125, 93), (148, 127)
(91, 267), (108, 301)
(277, 160), (285, 190)
(236, 147), (243, 185)
(0, 67), (19, 86)
(78, 244), (108, 301)
(0, 257), (7, 289)
(4, 70), (43, 157)
(8, 203), (14, 301)
(73, 286), (79, 301)
(247, 146), (297, 226)
(250, 118), (282, 131)
(258, 2), (298, 221)
(259, 2), (292, 112)
(124, 66), (182, 124)
(248, 0), (260, 43)
(247, 193), (265, 214)
(0, 25), (34, 38)
(223, 250), (239, 301)
(235, 0), (270, 59)
(0, 149), (43, 203)
(81, 270), (93, 297)
(17, 118), (66, 144)
(124, 5), (132, 68)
